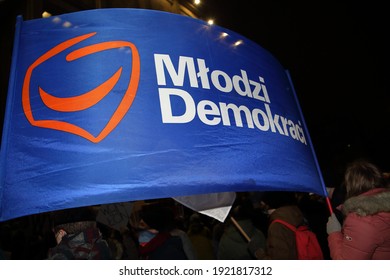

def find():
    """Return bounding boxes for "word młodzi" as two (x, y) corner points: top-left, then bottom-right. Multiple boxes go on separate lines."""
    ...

(154, 54), (307, 145)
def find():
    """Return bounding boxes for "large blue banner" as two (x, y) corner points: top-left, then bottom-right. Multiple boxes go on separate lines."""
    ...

(0, 8), (327, 221)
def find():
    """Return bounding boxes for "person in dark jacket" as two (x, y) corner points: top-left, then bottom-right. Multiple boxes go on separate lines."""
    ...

(217, 195), (266, 260)
(327, 159), (390, 259)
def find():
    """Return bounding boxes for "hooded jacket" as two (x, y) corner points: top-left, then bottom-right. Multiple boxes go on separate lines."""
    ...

(328, 188), (390, 259)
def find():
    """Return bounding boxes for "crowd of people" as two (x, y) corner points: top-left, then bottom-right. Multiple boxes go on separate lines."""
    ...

(0, 159), (389, 260)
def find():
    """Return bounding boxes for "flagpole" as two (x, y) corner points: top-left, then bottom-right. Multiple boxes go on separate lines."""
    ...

(285, 70), (333, 215)
(230, 216), (251, 242)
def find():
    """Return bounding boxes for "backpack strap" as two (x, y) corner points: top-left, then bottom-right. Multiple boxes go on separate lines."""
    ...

(271, 219), (297, 232)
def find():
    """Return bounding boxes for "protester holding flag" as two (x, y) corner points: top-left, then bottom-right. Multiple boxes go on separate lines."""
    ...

(327, 159), (390, 259)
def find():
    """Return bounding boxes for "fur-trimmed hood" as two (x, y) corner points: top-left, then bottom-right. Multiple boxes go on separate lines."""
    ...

(342, 188), (390, 216)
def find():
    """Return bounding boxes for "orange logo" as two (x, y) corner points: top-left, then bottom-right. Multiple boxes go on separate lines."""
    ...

(22, 32), (140, 143)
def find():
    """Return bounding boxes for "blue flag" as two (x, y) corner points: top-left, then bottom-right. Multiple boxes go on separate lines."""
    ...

(0, 8), (327, 221)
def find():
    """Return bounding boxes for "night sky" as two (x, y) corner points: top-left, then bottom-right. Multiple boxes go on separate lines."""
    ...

(201, 1), (390, 184)
(1, 1), (389, 188)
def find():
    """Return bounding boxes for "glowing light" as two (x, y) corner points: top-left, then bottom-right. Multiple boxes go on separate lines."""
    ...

(194, 0), (201, 5)
(42, 11), (51, 18)
(207, 19), (214, 25)
(221, 32), (228, 37)
(234, 40), (243, 47)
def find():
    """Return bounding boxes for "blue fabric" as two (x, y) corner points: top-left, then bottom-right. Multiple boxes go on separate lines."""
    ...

(0, 8), (327, 221)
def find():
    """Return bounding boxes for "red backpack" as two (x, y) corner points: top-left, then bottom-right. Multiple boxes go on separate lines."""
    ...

(271, 219), (324, 260)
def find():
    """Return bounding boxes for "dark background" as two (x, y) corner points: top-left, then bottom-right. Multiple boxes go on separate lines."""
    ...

(1, 0), (389, 188)
(203, 1), (390, 184)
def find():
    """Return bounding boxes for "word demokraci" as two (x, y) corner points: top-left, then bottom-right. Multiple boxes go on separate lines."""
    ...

(154, 54), (307, 145)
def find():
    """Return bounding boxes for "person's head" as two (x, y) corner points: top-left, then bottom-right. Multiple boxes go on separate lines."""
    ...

(138, 204), (176, 232)
(344, 159), (384, 199)
(187, 213), (205, 234)
(231, 195), (255, 220)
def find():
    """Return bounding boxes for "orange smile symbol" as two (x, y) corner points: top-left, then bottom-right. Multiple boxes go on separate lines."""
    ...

(22, 32), (140, 143)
